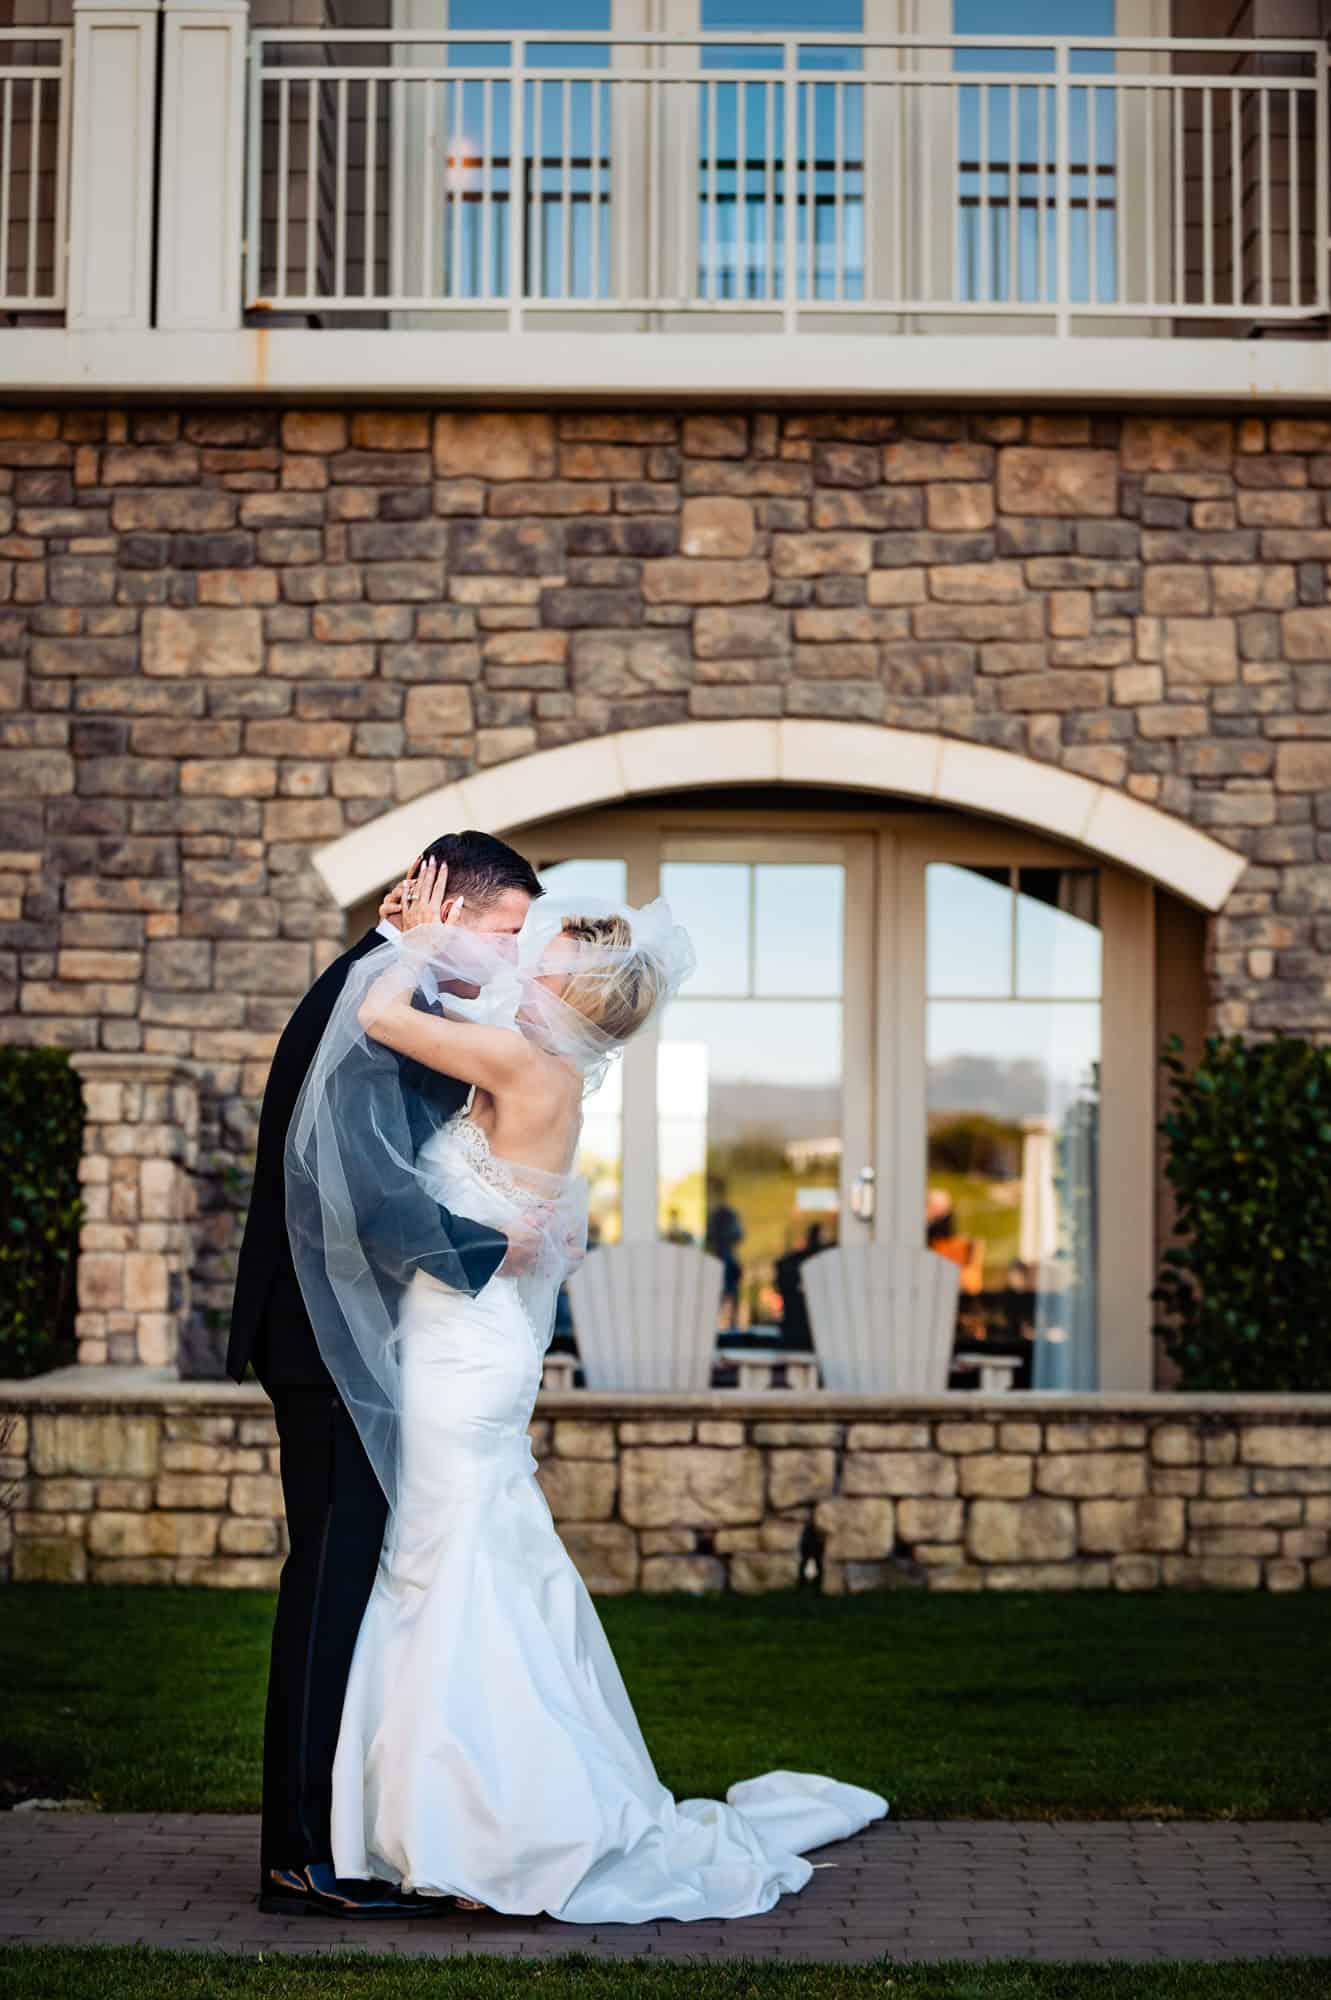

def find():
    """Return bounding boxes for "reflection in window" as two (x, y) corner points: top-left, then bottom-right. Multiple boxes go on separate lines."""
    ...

(700, 1), (864, 303)
(659, 859), (843, 1343)
(953, 0), (1117, 307)
(443, 1), (611, 300)
(926, 863), (1100, 1389)
(538, 855), (627, 1242)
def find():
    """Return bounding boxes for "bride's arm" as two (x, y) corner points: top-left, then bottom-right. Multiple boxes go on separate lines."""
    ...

(359, 981), (533, 1094)
(360, 856), (536, 1093)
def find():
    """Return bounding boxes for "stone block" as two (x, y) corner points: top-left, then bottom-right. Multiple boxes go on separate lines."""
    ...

(1275, 743), (1331, 792)
(403, 684), (473, 748)
(640, 1555), (726, 1594)
(882, 441), (993, 482)
(935, 1422), (995, 1454)
(814, 1495), (895, 1560)
(844, 1451), (957, 1498)
(967, 1498), (1077, 1564)
(1079, 1497), (1185, 1554)
(434, 412), (556, 481)
(142, 607), (262, 678)
(641, 558), (769, 603)
(86, 1509), (218, 1559)
(767, 1448), (837, 1509)
(229, 1474), (284, 1517)
(898, 1498), (963, 1543)
(845, 1423), (930, 1451)
(731, 1551), (800, 1593)
(1121, 418), (1233, 471)
(1036, 1454), (1147, 1499)
(696, 1421), (745, 1446)
(620, 1446), (763, 1528)
(693, 605), (788, 659)
(960, 1455), (1033, 1499)
(93, 1480), (152, 1504)
(680, 497), (754, 558)
(537, 1456), (617, 1521)
(682, 415), (748, 458)
(997, 448), (1119, 516)
(13, 1537), (87, 1583)
(30, 1413), (158, 1479)
(572, 628), (692, 692)
(927, 483), (993, 532)
(219, 1518), (280, 1556)
(1240, 1427), (1331, 1468)
(1150, 1424), (1201, 1466)
(1162, 617), (1238, 685)
(552, 1420), (616, 1461)
(771, 533), (871, 577)
(156, 1473), (228, 1511)
(617, 1420), (692, 1445)
(753, 1422), (842, 1447)
(561, 1522), (639, 1595)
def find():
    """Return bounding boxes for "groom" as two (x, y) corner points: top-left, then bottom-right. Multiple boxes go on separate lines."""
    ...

(228, 829), (543, 1918)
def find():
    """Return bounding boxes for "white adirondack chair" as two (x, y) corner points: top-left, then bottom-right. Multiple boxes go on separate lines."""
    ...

(801, 1244), (963, 1394)
(565, 1242), (726, 1391)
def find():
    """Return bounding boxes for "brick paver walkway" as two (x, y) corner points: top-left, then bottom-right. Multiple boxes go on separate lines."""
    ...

(1, 1815), (1328, 1963)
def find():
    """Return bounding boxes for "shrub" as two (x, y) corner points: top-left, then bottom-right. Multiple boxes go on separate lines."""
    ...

(1154, 1033), (1331, 1392)
(0, 1048), (83, 1378)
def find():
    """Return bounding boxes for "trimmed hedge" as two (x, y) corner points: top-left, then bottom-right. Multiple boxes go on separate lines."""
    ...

(0, 1048), (83, 1378)
(1154, 1033), (1331, 1392)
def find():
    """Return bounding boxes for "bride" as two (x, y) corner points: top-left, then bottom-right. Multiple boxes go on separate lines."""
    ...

(286, 860), (886, 1926)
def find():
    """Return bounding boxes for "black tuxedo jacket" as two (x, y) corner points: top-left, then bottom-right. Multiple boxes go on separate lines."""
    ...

(226, 929), (507, 1387)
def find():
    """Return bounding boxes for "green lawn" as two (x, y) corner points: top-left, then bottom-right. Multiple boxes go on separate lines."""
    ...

(1, 1950), (1327, 2000)
(4, 1585), (1330, 1820)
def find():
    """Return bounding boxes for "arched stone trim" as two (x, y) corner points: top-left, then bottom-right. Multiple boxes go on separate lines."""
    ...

(314, 720), (1247, 914)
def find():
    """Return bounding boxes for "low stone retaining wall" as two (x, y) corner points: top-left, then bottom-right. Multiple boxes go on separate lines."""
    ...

(3, 1373), (1330, 1594)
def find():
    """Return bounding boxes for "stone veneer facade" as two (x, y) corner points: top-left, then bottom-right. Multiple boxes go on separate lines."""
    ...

(1, 403), (1330, 1370)
(3, 1385), (1330, 1595)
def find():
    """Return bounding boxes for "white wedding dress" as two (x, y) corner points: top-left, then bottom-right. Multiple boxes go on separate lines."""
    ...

(330, 1111), (887, 1924)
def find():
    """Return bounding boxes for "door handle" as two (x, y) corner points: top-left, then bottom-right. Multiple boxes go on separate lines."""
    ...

(850, 1165), (876, 1222)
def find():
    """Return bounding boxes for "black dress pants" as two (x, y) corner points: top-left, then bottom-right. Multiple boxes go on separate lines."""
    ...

(260, 1383), (388, 1879)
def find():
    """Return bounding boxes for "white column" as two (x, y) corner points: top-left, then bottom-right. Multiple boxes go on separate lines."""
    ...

(67, 0), (161, 330)
(157, 0), (248, 329)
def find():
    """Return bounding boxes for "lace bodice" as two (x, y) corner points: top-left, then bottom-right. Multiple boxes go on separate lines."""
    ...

(444, 1114), (552, 1213)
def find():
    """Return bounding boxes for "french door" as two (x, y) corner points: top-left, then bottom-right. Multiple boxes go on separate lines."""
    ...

(529, 807), (1155, 1388)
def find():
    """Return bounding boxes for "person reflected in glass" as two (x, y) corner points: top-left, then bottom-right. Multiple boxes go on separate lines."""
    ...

(774, 1221), (825, 1352)
(705, 1178), (745, 1331)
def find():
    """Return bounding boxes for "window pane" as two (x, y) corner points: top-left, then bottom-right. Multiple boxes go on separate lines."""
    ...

(661, 861), (751, 996)
(659, 996), (841, 1337)
(927, 997), (1100, 1391)
(927, 864), (1012, 997)
(754, 863), (843, 997)
(1016, 868), (1101, 998)
(537, 856), (627, 903)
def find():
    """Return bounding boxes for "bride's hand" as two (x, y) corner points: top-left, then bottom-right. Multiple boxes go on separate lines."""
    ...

(497, 1215), (542, 1278)
(400, 857), (465, 935)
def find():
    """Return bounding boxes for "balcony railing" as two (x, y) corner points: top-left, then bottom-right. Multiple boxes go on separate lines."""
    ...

(0, 31), (70, 314)
(245, 29), (1329, 335)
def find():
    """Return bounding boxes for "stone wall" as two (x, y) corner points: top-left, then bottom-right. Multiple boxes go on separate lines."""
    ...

(2, 404), (1331, 1365)
(4, 1382), (1329, 1594)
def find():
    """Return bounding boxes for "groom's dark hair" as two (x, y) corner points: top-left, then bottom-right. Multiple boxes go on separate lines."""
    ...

(418, 829), (543, 906)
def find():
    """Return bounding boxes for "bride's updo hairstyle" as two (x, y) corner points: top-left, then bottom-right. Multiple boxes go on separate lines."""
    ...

(520, 895), (694, 1084)
(555, 913), (667, 1044)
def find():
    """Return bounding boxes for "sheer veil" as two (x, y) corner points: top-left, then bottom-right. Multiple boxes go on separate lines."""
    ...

(285, 894), (693, 1506)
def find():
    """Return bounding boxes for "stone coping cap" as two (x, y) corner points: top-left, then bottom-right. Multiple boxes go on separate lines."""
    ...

(3, 1367), (1330, 1419)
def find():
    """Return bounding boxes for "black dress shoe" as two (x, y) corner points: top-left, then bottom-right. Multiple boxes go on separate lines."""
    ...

(259, 1862), (455, 1918)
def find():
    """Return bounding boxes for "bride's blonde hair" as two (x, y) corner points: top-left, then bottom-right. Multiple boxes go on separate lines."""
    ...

(556, 914), (666, 1043)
